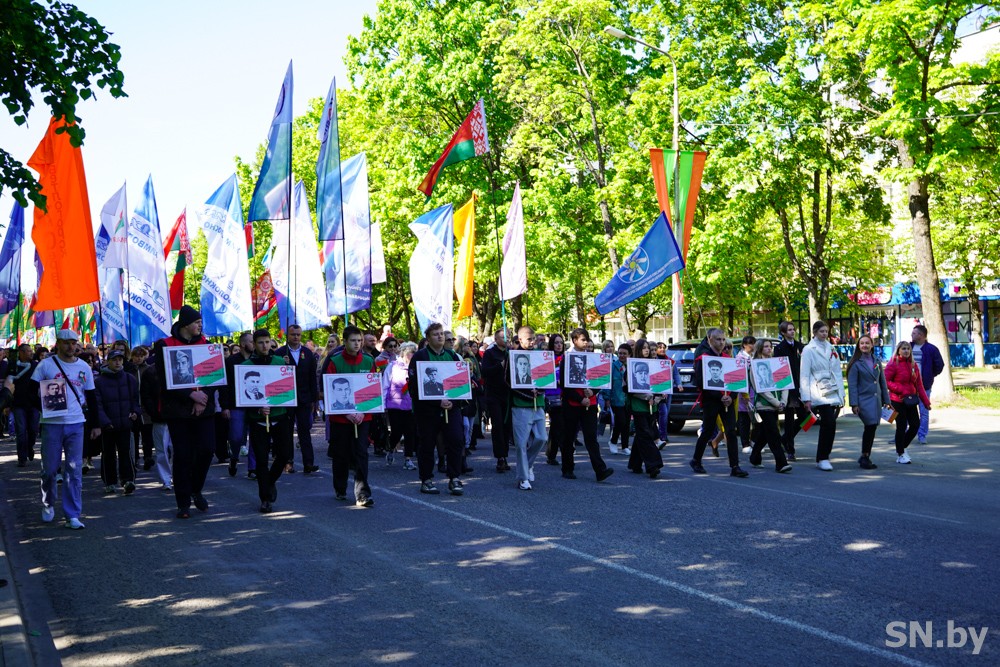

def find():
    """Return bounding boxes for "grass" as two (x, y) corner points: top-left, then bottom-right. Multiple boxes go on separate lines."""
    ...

(954, 386), (1000, 411)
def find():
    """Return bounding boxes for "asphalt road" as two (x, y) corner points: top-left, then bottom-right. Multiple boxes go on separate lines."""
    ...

(1, 407), (998, 666)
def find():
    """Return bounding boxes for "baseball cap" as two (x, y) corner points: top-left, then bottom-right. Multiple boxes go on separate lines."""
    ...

(56, 330), (79, 341)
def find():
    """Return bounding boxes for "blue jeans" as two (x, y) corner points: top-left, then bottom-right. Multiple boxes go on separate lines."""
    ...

(657, 398), (671, 440)
(228, 409), (255, 470)
(917, 403), (930, 441)
(14, 407), (41, 463)
(40, 422), (85, 520)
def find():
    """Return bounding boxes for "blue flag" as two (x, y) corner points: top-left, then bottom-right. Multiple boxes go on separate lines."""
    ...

(270, 181), (329, 332)
(595, 212), (684, 315)
(324, 153), (371, 316)
(99, 268), (128, 344)
(408, 204), (454, 334)
(125, 175), (172, 345)
(0, 202), (24, 314)
(316, 78), (344, 241)
(248, 61), (293, 223)
(198, 175), (254, 336)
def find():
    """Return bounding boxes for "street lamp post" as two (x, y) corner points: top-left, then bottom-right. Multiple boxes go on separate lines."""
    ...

(604, 26), (684, 344)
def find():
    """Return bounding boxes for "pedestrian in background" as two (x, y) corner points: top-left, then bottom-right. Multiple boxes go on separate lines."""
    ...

(847, 335), (890, 469)
(885, 341), (931, 465)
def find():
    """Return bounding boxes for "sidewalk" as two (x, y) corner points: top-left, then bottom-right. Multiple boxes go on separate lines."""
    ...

(952, 367), (1000, 390)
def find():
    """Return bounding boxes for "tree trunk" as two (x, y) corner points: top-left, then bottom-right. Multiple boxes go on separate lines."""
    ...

(808, 293), (823, 328)
(727, 305), (735, 337)
(966, 281), (985, 368)
(904, 169), (954, 398)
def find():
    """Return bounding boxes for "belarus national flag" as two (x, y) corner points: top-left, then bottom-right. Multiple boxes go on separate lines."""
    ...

(417, 100), (490, 198)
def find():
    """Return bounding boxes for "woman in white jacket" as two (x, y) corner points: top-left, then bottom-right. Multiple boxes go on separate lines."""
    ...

(799, 320), (845, 471)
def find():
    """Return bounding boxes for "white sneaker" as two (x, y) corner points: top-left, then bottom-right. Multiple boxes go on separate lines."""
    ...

(518, 480), (532, 491)
(897, 452), (912, 464)
(56, 472), (63, 484)
(816, 460), (833, 471)
(609, 444), (619, 454)
(65, 517), (85, 530)
(527, 465), (535, 482)
(742, 446), (752, 454)
(403, 458), (417, 471)
(621, 448), (632, 456)
(41, 506), (55, 523)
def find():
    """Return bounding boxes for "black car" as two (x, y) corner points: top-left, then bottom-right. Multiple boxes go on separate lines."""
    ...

(664, 340), (703, 432)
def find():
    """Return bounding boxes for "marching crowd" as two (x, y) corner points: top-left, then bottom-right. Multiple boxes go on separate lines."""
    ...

(2, 307), (945, 528)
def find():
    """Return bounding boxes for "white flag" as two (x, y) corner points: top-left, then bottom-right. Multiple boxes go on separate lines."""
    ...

(98, 183), (128, 268)
(98, 268), (128, 344)
(499, 182), (527, 301)
(408, 204), (454, 334)
(125, 175), (172, 345)
(270, 181), (329, 332)
(370, 221), (386, 284)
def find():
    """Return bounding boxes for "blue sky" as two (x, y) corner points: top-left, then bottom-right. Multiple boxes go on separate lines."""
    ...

(1, 0), (378, 287)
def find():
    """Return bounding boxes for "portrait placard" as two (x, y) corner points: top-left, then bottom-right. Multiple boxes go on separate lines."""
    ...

(163, 344), (227, 390)
(509, 350), (557, 390)
(416, 361), (472, 400)
(701, 355), (747, 392)
(563, 352), (612, 390)
(323, 372), (385, 414)
(750, 357), (795, 393)
(39, 378), (69, 418)
(627, 358), (674, 394)
(235, 364), (298, 408)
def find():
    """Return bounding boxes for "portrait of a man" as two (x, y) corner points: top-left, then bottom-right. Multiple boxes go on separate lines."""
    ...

(632, 361), (650, 391)
(330, 377), (355, 410)
(243, 370), (264, 401)
(514, 353), (531, 385)
(423, 367), (444, 396)
(754, 361), (772, 390)
(42, 380), (68, 412)
(171, 349), (195, 386)
(706, 359), (725, 388)
(569, 354), (587, 385)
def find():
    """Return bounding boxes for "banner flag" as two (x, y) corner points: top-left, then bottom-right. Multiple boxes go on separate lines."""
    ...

(595, 212), (684, 315)
(370, 222), (386, 284)
(28, 117), (100, 310)
(408, 204), (454, 334)
(453, 194), (476, 319)
(316, 78), (345, 242)
(97, 182), (128, 268)
(125, 175), (172, 345)
(649, 149), (707, 262)
(324, 153), (372, 316)
(0, 202), (25, 314)
(499, 182), (527, 301)
(98, 268), (128, 344)
(162, 209), (191, 313)
(197, 174), (254, 336)
(248, 61), (293, 235)
(417, 99), (490, 198)
(271, 181), (328, 332)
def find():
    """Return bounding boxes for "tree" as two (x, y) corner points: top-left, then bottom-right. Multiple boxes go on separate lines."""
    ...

(1, 0), (126, 208)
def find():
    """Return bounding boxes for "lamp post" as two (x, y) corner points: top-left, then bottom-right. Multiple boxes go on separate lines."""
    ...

(604, 26), (684, 344)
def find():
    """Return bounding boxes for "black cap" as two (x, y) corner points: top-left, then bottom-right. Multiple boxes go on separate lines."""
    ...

(177, 305), (202, 328)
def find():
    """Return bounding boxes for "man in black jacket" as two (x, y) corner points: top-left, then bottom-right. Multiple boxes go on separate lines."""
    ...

(9, 343), (39, 467)
(274, 324), (319, 474)
(774, 320), (805, 461)
(480, 328), (513, 473)
(690, 328), (748, 478)
(220, 332), (254, 477)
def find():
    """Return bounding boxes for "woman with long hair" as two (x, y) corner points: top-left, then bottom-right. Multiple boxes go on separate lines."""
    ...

(747, 339), (792, 473)
(800, 320), (845, 471)
(608, 343), (630, 455)
(384, 341), (419, 470)
(846, 335), (891, 469)
(544, 333), (566, 466)
(884, 340), (931, 464)
(627, 339), (662, 476)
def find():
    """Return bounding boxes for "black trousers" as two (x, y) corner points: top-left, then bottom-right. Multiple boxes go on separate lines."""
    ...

(891, 401), (920, 454)
(329, 420), (371, 499)
(749, 411), (789, 470)
(387, 408), (416, 457)
(737, 410), (753, 450)
(415, 407), (464, 481)
(611, 405), (631, 449)
(214, 414), (230, 461)
(628, 410), (663, 472)
(861, 423), (878, 456)
(249, 416), (292, 502)
(487, 397), (511, 459)
(561, 404), (608, 475)
(693, 400), (739, 467)
(813, 404), (840, 462)
(289, 403), (316, 467)
(782, 396), (806, 454)
(167, 418), (216, 510)
(101, 428), (136, 485)
(545, 404), (564, 461)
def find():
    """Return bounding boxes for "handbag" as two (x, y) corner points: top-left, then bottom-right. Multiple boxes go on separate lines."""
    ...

(902, 394), (919, 407)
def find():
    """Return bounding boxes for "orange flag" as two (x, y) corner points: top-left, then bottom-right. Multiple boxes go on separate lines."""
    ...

(28, 117), (100, 310)
(453, 194), (476, 319)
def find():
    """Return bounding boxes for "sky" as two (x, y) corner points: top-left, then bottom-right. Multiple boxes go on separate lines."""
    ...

(1, 0), (379, 289)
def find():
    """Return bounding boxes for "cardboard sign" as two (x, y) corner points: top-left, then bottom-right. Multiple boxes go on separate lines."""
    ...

(164, 344), (227, 390)
(235, 364), (298, 408)
(564, 351), (612, 390)
(39, 378), (69, 418)
(750, 357), (795, 393)
(509, 350), (557, 390)
(701, 355), (747, 392)
(323, 372), (384, 414)
(415, 360), (471, 401)
(627, 357), (673, 394)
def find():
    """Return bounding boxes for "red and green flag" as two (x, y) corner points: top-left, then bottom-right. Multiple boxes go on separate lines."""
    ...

(417, 99), (490, 198)
(162, 209), (192, 315)
(252, 269), (276, 327)
(800, 412), (818, 432)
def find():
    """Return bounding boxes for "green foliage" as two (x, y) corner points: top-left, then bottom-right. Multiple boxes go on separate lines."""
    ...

(0, 0), (127, 208)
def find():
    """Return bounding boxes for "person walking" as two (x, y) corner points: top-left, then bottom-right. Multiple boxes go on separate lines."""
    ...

(608, 343), (631, 455)
(139, 361), (173, 490)
(625, 340), (664, 478)
(480, 328), (512, 473)
(884, 341), (931, 464)
(508, 326), (548, 490)
(544, 333), (566, 466)
(384, 341), (417, 470)
(910, 324), (944, 444)
(560, 328), (614, 482)
(275, 324), (320, 474)
(94, 350), (141, 494)
(221, 332), (255, 478)
(9, 343), (40, 467)
(746, 339), (793, 473)
(153, 306), (220, 519)
(846, 335), (891, 469)
(774, 321), (805, 461)
(800, 320), (845, 471)
(736, 335), (756, 454)
(689, 328), (748, 477)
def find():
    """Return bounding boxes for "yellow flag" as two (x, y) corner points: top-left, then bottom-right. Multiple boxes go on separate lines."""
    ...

(453, 194), (476, 319)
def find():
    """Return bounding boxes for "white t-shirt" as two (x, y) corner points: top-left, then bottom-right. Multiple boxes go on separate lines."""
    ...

(32, 356), (95, 424)
(911, 343), (923, 368)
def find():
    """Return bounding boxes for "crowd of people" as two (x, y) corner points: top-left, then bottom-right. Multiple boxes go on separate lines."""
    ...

(2, 308), (945, 528)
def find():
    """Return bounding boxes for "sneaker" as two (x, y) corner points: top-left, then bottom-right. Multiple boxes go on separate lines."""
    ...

(259, 501), (273, 513)
(303, 465), (320, 474)
(123, 480), (135, 493)
(777, 464), (793, 473)
(192, 493), (209, 512)
(730, 466), (749, 478)
(858, 455), (878, 470)
(56, 472), (63, 484)
(742, 446), (752, 454)
(648, 465), (662, 479)
(65, 518), (85, 530)
(816, 460), (833, 471)
(162, 483), (173, 491)
(596, 468), (614, 482)
(228, 460), (238, 477)
(657, 440), (668, 451)
(518, 480), (532, 491)
(917, 438), (926, 445)
(609, 443), (619, 454)
(787, 452), (797, 462)
(621, 448), (632, 456)
(335, 491), (347, 501)
(420, 480), (440, 495)
(247, 471), (257, 480)
(561, 471), (577, 479)
(527, 465), (535, 482)
(239, 445), (249, 457)
(81, 463), (91, 475)
(897, 452), (912, 464)
(689, 460), (707, 474)
(104, 485), (117, 494)
(496, 458), (508, 473)
(546, 457), (559, 466)
(356, 495), (375, 508)
(176, 509), (191, 519)
(403, 458), (417, 471)
(41, 506), (55, 523)
(448, 479), (464, 496)
(749, 451), (763, 468)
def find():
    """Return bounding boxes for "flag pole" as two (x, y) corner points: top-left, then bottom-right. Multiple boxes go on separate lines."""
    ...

(482, 162), (508, 337)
